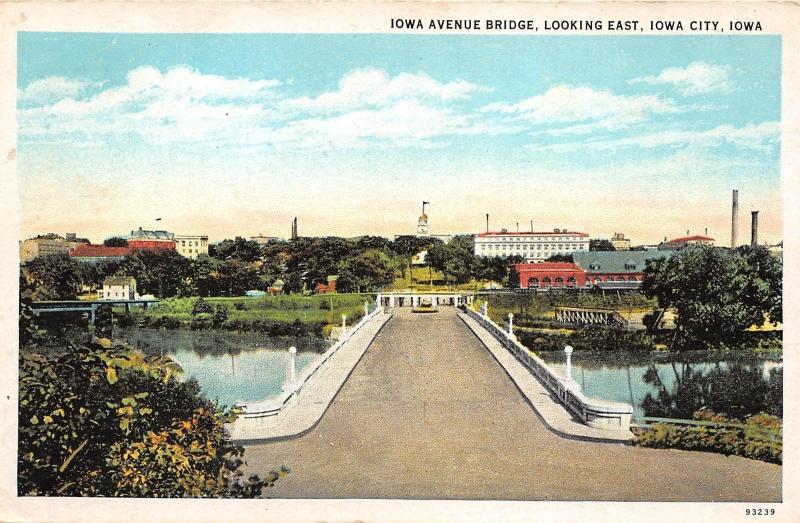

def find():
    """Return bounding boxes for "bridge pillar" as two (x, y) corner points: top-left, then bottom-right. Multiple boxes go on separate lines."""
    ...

(364, 300), (369, 316)
(341, 314), (347, 329)
(507, 313), (514, 336)
(389, 296), (395, 308)
(481, 302), (488, 318)
(564, 345), (574, 383)
(288, 346), (297, 389)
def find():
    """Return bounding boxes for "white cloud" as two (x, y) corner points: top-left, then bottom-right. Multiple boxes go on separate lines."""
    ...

(18, 77), (102, 104)
(630, 62), (732, 95)
(281, 67), (486, 114)
(19, 65), (496, 150)
(482, 84), (679, 133)
(528, 122), (779, 153)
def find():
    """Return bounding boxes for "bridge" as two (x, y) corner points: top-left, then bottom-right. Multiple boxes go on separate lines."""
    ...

(30, 299), (159, 326)
(554, 306), (629, 327)
(230, 294), (780, 501)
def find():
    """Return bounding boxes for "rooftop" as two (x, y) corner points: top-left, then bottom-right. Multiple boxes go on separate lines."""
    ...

(103, 276), (136, 286)
(477, 230), (589, 238)
(129, 228), (175, 240)
(71, 244), (131, 258)
(666, 235), (715, 243)
(573, 250), (675, 273)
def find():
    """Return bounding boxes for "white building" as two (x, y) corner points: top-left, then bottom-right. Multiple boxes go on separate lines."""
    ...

(99, 276), (137, 301)
(473, 229), (590, 263)
(174, 234), (209, 259)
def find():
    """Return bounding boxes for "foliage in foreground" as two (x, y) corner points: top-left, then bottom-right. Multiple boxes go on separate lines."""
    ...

(633, 409), (782, 464)
(18, 341), (286, 497)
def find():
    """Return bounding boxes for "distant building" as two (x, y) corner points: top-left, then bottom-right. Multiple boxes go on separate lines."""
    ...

(516, 251), (675, 289)
(250, 234), (281, 245)
(174, 234), (208, 259)
(658, 235), (715, 251)
(128, 228), (176, 251)
(610, 232), (631, 251)
(315, 275), (338, 294)
(98, 276), (137, 300)
(475, 229), (590, 263)
(19, 234), (83, 262)
(69, 244), (131, 263)
(573, 250), (675, 286)
(516, 262), (587, 289)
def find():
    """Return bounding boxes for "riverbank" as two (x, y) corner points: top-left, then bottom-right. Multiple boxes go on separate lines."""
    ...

(114, 294), (374, 337)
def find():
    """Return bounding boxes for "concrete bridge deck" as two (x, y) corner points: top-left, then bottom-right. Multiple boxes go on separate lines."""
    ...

(242, 307), (781, 501)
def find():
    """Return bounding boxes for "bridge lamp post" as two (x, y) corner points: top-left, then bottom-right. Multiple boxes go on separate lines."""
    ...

(507, 313), (514, 337)
(288, 346), (297, 389)
(564, 345), (574, 383)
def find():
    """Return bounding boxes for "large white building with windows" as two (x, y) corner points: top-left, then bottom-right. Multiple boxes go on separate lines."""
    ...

(174, 234), (209, 259)
(473, 228), (590, 262)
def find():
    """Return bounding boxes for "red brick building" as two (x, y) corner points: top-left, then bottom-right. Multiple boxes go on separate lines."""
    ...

(516, 251), (676, 289)
(70, 244), (131, 263)
(128, 239), (176, 251)
(516, 262), (588, 289)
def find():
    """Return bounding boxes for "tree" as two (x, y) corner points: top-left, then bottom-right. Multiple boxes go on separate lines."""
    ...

(337, 250), (394, 292)
(391, 236), (442, 279)
(215, 260), (262, 296)
(590, 239), (616, 251)
(427, 240), (474, 285)
(18, 341), (285, 496)
(545, 254), (573, 263)
(643, 246), (781, 344)
(120, 250), (192, 298)
(737, 245), (782, 325)
(211, 237), (262, 263)
(24, 253), (82, 300)
(103, 237), (129, 247)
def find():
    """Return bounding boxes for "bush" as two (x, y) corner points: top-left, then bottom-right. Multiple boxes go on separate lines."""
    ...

(18, 341), (286, 496)
(212, 305), (229, 328)
(633, 409), (782, 464)
(191, 298), (214, 316)
(233, 302), (246, 311)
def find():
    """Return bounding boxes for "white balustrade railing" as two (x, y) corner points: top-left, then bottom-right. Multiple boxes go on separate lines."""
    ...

(464, 307), (633, 430)
(238, 305), (385, 418)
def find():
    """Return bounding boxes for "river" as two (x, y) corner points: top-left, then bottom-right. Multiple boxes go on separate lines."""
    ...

(537, 350), (782, 420)
(114, 327), (330, 407)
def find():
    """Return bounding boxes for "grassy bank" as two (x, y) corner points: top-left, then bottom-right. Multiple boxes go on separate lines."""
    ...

(116, 294), (374, 335)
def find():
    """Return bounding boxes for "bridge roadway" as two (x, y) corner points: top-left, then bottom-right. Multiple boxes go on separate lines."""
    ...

(243, 307), (781, 501)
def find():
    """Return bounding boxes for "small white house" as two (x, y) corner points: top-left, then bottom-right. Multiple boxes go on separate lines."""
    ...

(99, 276), (137, 301)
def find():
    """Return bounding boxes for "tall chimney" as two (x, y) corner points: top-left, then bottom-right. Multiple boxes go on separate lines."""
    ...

(530, 220), (533, 232)
(731, 189), (739, 247)
(486, 213), (489, 233)
(751, 211), (759, 247)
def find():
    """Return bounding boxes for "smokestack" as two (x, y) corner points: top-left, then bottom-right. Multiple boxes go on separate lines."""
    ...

(291, 217), (298, 240)
(731, 189), (739, 247)
(486, 213), (489, 233)
(516, 222), (519, 233)
(705, 227), (708, 236)
(530, 220), (533, 232)
(751, 211), (759, 247)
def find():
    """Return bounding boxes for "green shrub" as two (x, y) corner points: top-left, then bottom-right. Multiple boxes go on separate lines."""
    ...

(18, 342), (285, 496)
(191, 298), (214, 316)
(634, 409), (781, 464)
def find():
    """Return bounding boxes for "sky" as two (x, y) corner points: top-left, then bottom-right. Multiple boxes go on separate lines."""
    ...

(17, 33), (782, 245)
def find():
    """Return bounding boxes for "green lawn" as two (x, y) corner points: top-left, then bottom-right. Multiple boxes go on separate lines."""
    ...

(117, 293), (375, 326)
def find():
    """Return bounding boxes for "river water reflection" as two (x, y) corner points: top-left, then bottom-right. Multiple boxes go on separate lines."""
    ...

(114, 328), (330, 407)
(537, 350), (782, 420)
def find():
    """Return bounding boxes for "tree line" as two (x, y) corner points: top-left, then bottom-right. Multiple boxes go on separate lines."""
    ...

(21, 234), (523, 300)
